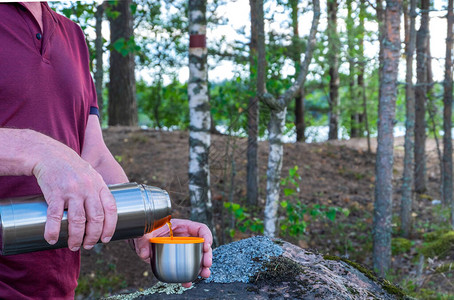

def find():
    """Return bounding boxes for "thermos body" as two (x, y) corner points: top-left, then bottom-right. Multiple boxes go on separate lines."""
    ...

(0, 182), (171, 255)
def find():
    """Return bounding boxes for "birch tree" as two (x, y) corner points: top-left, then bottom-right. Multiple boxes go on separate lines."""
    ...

(188, 0), (215, 237)
(400, 0), (416, 238)
(108, 0), (138, 126)
(373, 0), (401, 276)
(256, 0), (320, 237)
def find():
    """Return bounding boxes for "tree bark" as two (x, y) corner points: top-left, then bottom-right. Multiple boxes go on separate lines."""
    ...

(247, 0), (259, 207)
(327, 0), (339, 140)
(188, 0), (216, 242)
(400, 0), (416, 238)
(95, 2), (104, 122)
(259, 0), (320, 237)
(108, 0), (138, 126)
(289, 0), (305, 142)
(373, 0), (401, 277)
(414, 0), (430, 194)
(358, 0), (371, 152)
(444, 0), (454, 213)
(346, 0), (359, 138)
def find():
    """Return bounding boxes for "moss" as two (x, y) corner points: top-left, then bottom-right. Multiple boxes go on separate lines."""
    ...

(323, 255), (407, 299)
(424, 229), (450, 243)
(252, 256), (304, 284)
(421, 231), (454, 258)
(434, 262), (454, 274)
(391, 238), (412, 255)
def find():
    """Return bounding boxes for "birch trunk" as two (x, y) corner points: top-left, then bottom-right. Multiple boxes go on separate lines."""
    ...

(247, 0), (259, 207)
(264, 109), (287, 237)
(259, 0), (320, 237)
(414, 0), (430, 194)
(108, 0), (138, 126)
(373, 0), (401, 277)
(444, 0), (453, 212)
(400, 0), (416, 238)
(327, 0), (340, 140)
(188, 0), (215, 236)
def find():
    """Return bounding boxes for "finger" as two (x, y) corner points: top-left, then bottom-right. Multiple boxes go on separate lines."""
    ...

(172, 219), (213, 249)
(200, 267), (211, 278)
(83, 195), (104, 250)
(99, 186), (117, 243)
(44, 196), (65, 245)
(182, 282), (192, 288)
(135, 236), (151, 260)
(203, 247), (213, 268)
(67, 199), (86, 251)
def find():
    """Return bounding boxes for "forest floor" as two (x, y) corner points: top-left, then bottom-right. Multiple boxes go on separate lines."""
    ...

(76, 127), (452, 299)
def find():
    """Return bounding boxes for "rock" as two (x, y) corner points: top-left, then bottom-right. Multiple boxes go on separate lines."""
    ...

(108, 236), (410, 299)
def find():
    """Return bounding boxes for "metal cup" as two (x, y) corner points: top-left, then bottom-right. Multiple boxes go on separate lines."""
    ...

(150, 237), (204, 283)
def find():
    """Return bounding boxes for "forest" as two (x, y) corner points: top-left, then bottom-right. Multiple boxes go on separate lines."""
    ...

(51, 0), (454, 298)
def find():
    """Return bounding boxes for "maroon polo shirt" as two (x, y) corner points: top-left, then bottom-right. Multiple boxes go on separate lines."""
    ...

(0, 2), (98, 299)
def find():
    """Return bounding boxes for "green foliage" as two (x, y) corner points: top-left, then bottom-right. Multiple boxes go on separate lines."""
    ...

(391, 237), (412, 255)
(76, 270), (127, 298)
(224, 202), (264, 237)
(136, 79), (189, 129)
(421, 231), (454, 258)
(279, 166), (349, 237)
(110, 37), (140, 57)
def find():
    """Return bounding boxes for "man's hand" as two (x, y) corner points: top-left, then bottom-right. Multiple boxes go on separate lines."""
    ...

(32, 139), (117, 251)
(133, 219), (213, 287)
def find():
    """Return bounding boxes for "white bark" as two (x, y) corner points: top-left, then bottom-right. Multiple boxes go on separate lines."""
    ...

(264, 108), (287, 237)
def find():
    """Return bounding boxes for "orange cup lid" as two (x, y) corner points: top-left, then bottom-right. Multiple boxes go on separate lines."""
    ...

(149, 237), (204, 244)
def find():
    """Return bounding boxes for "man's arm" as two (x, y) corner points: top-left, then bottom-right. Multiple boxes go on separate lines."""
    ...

(81, 115), (128, 185)
(0, 127), (117, 251)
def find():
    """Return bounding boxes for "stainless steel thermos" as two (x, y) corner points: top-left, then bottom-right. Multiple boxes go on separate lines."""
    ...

(0, 182), (171, 255)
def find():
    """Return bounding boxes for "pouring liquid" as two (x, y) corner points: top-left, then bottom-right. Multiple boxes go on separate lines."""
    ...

(167, 222), (173, 239)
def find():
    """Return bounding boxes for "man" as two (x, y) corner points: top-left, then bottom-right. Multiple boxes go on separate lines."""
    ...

(0, 2), (212, 298)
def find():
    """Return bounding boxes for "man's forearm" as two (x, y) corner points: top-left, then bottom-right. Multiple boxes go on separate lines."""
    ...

(0, 128), (57, 176)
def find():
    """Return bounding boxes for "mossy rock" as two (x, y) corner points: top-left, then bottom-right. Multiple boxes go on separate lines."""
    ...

(423, 229), (451, 243)
(421, 231), (454, 258)
(323, 255), (407, 299)
(391, 238), (412, 255)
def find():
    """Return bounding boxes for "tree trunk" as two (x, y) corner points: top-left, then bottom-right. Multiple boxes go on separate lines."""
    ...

(289, 0), (305, 142)
(400, 0), (416, 238)
(259, 0), (320, 237)
(264, 109), (287, 237)
(95, 2), (104, 122)
(327, 0), (339, 140)
(108, 0), (138, 126)
(295, 89), (305, 142)
(346, 0), (359, 138)
(444, 0), (454, 212)
(188, 0), (216, 241)
(358, 0), (371, 152)
(247, 0), (259, 207)
(373, 0), (401, 277)
(414, 0), (430, 194)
